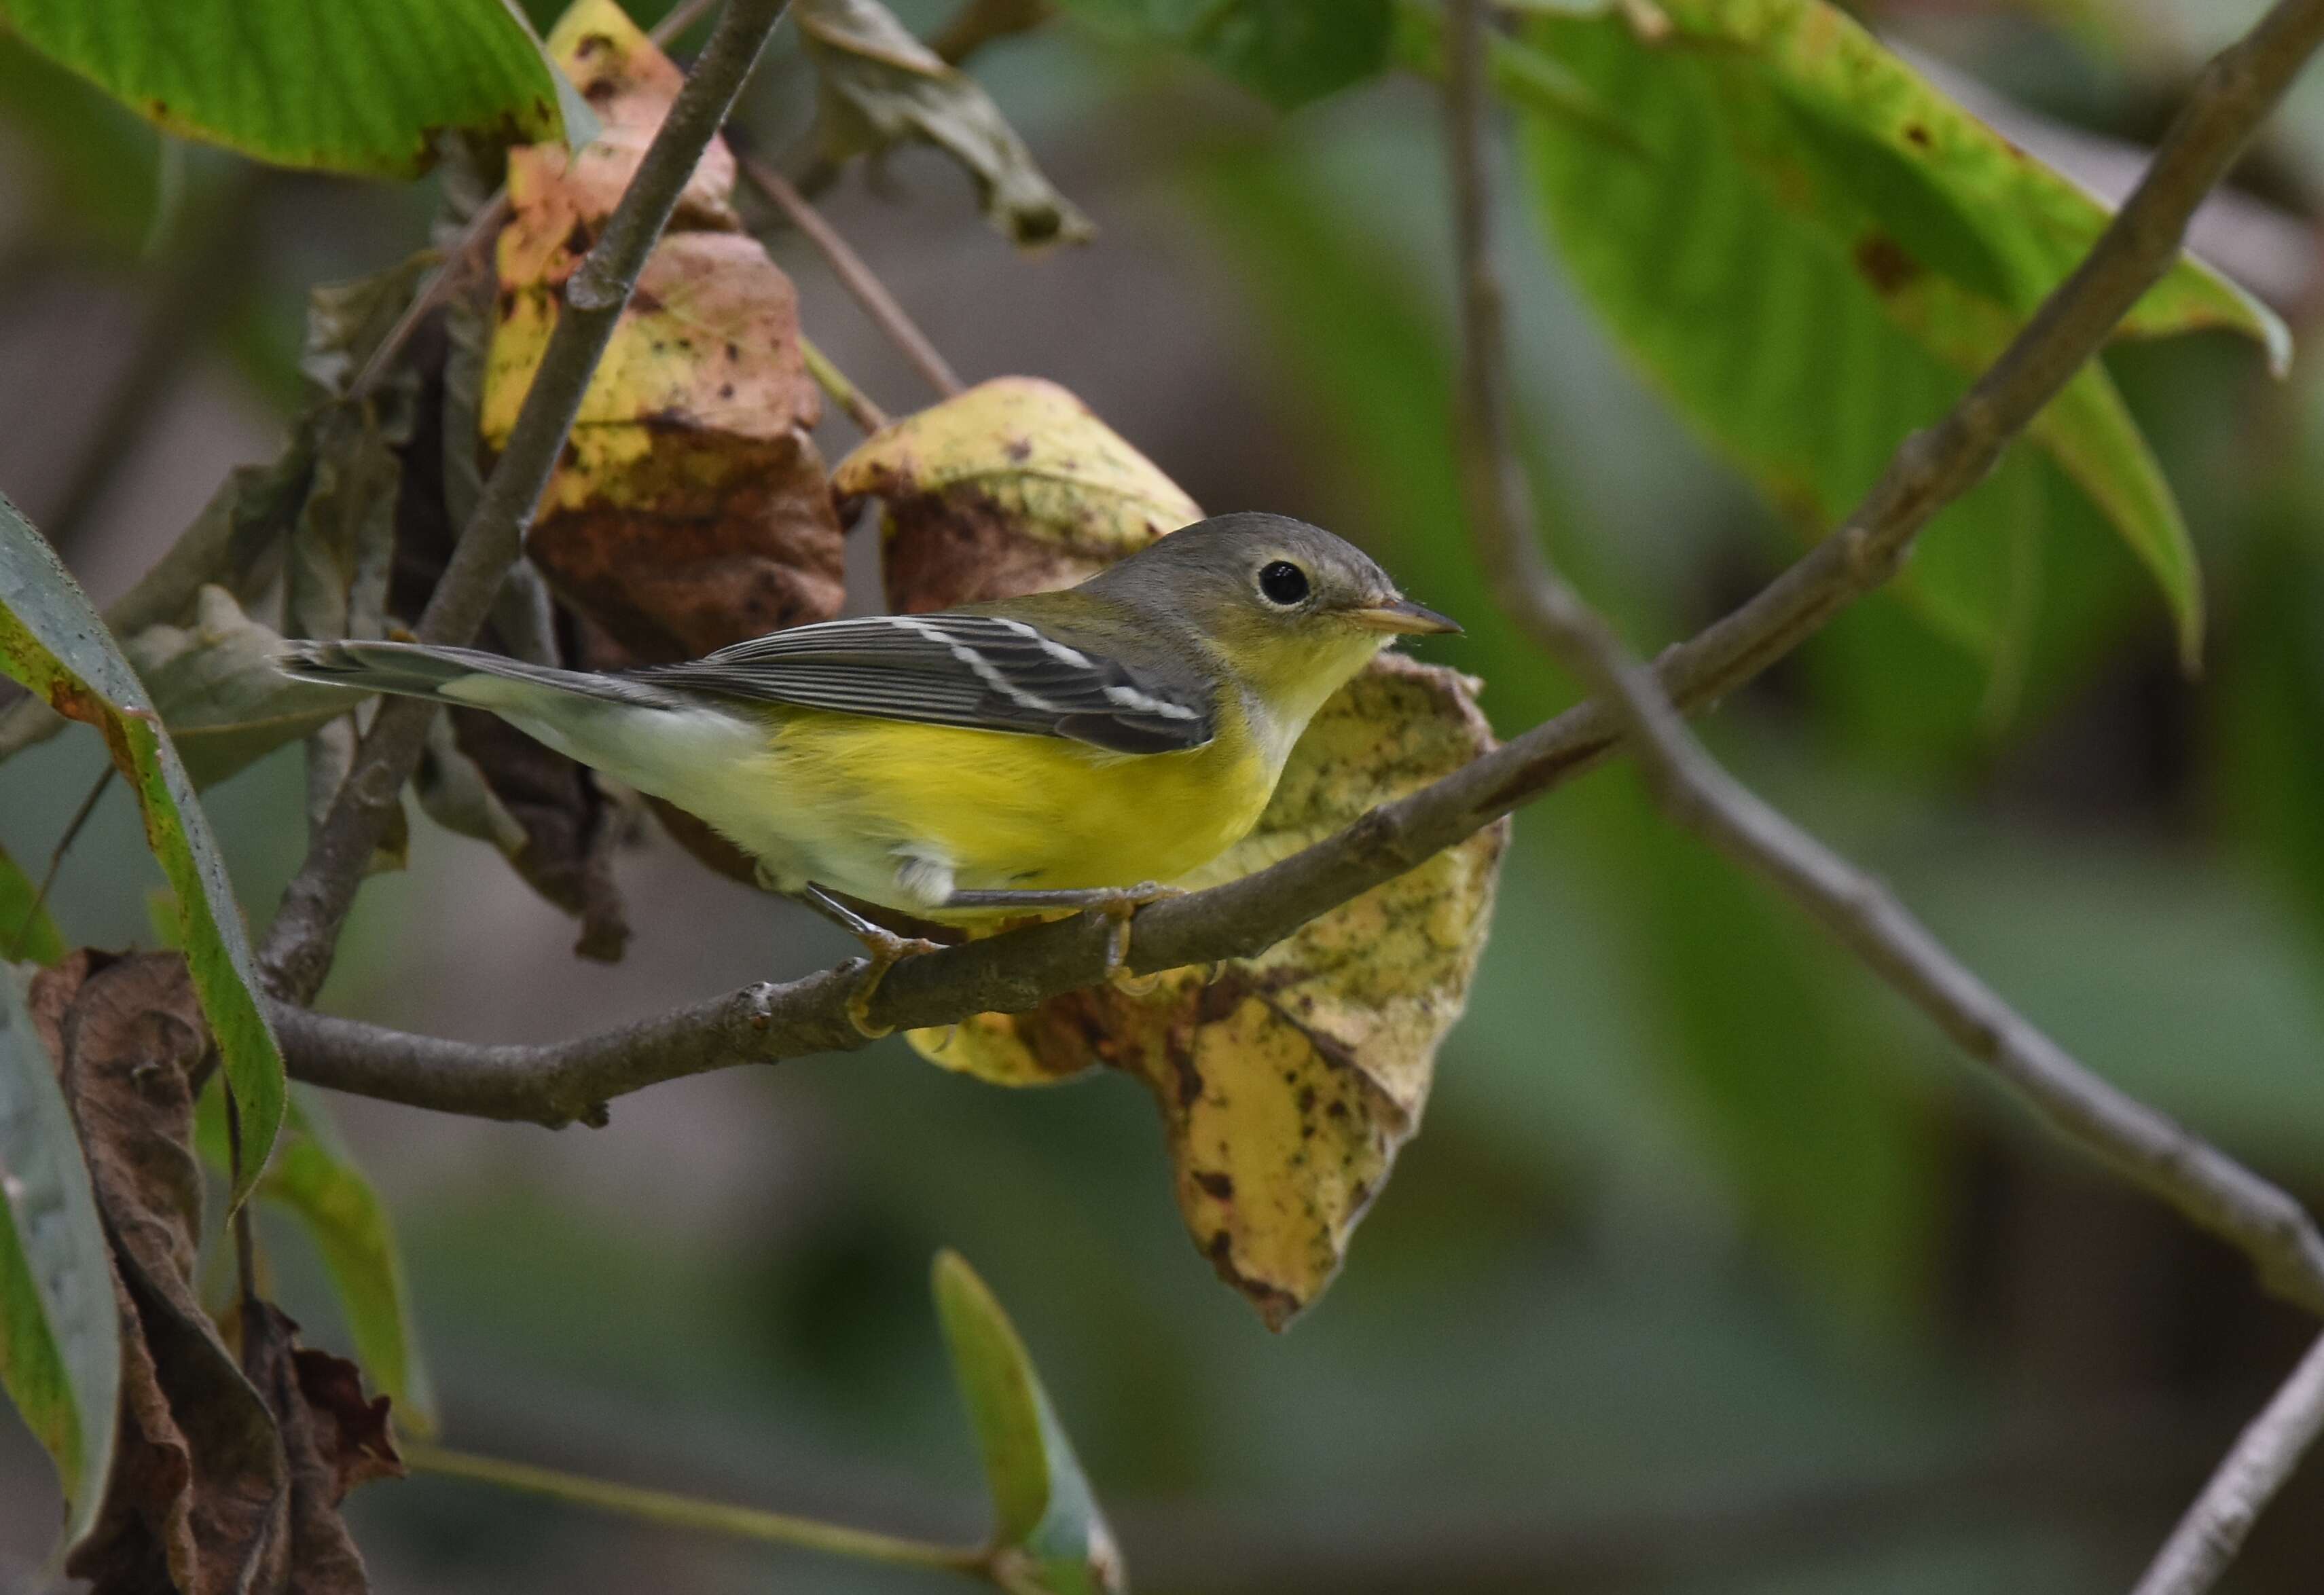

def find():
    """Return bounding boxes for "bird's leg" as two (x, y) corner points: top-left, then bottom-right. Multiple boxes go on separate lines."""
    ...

(940, 882), (1185, 993)
(801, 884), (941, 1039)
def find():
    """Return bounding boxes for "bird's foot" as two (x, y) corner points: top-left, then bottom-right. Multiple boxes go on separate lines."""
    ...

(1095, 881), (1184, 994)
(800, 883), (942, 1040)
(843, 923), (943, 1040)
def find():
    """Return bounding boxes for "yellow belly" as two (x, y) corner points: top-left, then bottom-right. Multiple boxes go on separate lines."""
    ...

(707, 702), (1278, 916)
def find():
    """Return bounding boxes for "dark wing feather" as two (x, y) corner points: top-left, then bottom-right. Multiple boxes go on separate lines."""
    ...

(623, 614), (1215, 754)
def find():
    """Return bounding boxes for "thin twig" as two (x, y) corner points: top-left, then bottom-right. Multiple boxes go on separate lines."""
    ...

(8, 765), (111, 960)
(744, 155), (964, 397)
(801, 331), (890, 430)
(2131, 1332), (2324, 1595)
(402, 1440), (986, 1575)
(256, 0), (799, 1006)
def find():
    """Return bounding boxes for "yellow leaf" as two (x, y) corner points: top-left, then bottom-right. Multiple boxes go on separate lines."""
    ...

(911, 655), (1506, 1327)
(835, 376), (1203, 611)
(486, 0), (843, 665)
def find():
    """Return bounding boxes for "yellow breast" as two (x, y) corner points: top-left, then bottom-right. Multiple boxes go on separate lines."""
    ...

(711, 695), (1280, 915)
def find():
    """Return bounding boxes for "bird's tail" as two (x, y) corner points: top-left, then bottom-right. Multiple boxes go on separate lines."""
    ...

(274, 638), (760, 814)
(275, 639), (685, 711)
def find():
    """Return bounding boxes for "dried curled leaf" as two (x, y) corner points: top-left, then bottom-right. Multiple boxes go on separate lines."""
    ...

(912, 656), (1504, 1325)
(490, 0), (846, 664)
(35, 953), (397, 1595)
(835, 376), (1201, 610)
(799, 0), (1093, 249)
(36, 953), (268, 1594)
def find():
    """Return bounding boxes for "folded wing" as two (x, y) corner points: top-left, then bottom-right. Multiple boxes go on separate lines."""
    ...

(626, 614), (1215, 755)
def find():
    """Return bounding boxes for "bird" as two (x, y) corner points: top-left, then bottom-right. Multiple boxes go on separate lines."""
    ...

(278, 511), (1457, 1029)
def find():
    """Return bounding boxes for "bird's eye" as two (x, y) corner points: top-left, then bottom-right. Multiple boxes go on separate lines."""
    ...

(1258, 561), (1310, 606)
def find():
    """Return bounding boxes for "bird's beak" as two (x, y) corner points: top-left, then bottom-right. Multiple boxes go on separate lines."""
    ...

(1346, 598), (1462, 636)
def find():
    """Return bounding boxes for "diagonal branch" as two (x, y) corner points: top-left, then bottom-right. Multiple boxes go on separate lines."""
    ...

(278, 0), (2324, 1330)
(1442, 0), (2324, 1309)
(1445, 4), (2324, 1588)
(256, 0), (797, 1006)
(2132, 1330), (2324, 1595)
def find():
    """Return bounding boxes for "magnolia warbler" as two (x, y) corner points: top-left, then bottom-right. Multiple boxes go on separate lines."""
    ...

(279, 512), (1456, 1021)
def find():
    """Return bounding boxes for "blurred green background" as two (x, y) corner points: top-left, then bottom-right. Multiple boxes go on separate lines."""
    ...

(9, 0), (2324, 1589)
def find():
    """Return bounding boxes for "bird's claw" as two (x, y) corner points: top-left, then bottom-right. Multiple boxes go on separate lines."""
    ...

(1099, 881), (1184, 996)
(844, 927), (942, 1040)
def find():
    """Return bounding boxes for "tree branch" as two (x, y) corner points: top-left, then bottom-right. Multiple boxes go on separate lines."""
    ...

(1445, 3), (2324, 1586)
(278, 0), (2324, 1330)
(1440, 0), (2324, 1308)
(255, 0), (797, 1005)
(2132, 1331), (2324, 1595)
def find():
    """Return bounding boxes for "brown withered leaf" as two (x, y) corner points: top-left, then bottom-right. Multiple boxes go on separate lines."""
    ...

(35, 952), (291, 1595)
(489, 0), (845, 664)
(242, 1304), (399, 1592)
(911, 657), (1504, 1326)
(286, 1336), (401, 1501)
(798, 0), (1093, 250)
(35, 953), (397, 1594)
(835, 376), (1201, 611)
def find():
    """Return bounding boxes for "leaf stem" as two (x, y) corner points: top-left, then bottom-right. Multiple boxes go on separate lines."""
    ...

(401, 1440), (987, 1575)
(801, 332), (891, 431)
(744, 155), (964, 398)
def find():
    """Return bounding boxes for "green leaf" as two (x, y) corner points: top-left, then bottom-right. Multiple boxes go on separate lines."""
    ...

(1515, 1), (2285, 670)
(931, 1251), (1123, 1594)
(800, 0), (1093, 249)
(0, 0), (585, 177)
(0, 496), (285, 1205)
(0, 959), (120, 1562)
(0, 843), (65, 967)
(1056, 0), (1394, 108)
(194, 1084), (437, 1429)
